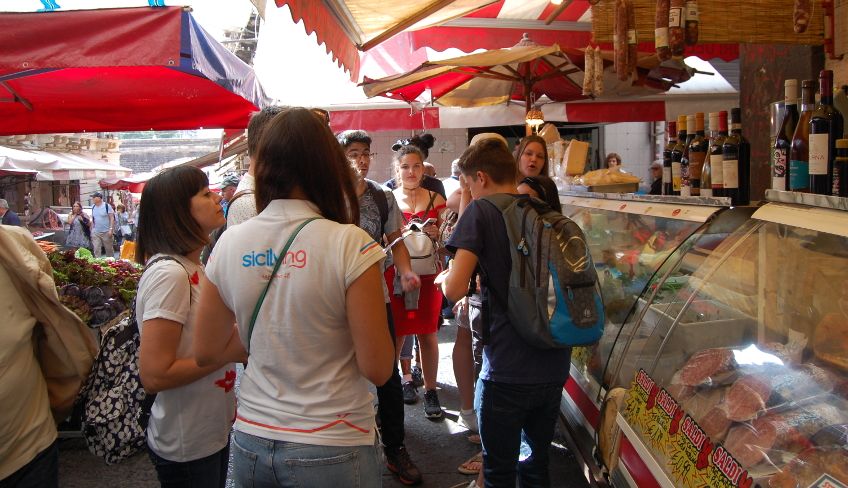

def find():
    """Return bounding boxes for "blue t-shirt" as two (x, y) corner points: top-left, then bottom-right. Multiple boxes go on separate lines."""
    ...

(91, 202), (113, 233)
(446, 196), (571, 385)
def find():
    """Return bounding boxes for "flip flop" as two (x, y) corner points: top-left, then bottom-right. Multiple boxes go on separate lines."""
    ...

(467, 433), (481, 444)
(457, 451), (483, 475)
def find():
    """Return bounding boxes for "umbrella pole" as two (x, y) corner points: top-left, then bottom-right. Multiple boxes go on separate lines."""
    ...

(524, 84), (532, 136)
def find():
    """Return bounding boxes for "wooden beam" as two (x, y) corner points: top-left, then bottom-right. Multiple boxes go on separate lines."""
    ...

(360, 0), (460, 51)
(0, 81), (33, 111)
(545, 0), (573, 25)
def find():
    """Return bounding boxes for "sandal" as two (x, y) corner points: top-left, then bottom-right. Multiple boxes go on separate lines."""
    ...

(467, 433), (481, 445)
(457, 451), (483, 475)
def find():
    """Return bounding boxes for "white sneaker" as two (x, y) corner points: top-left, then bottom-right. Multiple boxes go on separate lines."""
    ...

(460, 409), (479, 433)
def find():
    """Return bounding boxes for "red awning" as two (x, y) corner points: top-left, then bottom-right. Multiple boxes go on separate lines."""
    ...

(0, 7), (269, 136)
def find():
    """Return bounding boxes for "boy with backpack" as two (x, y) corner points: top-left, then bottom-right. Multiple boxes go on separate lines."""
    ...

(437, 138), (577, 487)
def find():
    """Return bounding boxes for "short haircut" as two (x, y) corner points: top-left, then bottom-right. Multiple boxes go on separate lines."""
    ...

(0, 198), (8, 209)
(519, 175), (562, 213)
(116, 204), (126, 212)
(254, 107), (358, 225)
(392, 145), (425, 187)
(247, 106), (287, 156)
(135, 166), (210, 264)
(606, 152), (622, 165)
(457, 138), (517, 185)
(516, 135), (549, 176)
(336, 130), (371, 149)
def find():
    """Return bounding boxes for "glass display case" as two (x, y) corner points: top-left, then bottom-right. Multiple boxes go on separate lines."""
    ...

(558, 193), (729, 402)
(607, 191), (848, 488)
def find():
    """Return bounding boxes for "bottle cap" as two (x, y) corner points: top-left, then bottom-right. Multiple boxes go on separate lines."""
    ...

(837, 139), (848, 149)
(677, 114), (687, 127)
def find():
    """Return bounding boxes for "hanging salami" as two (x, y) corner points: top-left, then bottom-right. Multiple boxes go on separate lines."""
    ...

(655, 0), (671, 60)
(626, 0), (638, 78)
(593, 46), (604, 96)
(583, 46), (595, 96)
(614, 0), (629, 81)
(794, 0), (811, 33)
(684, 0), (699, 45)
(668, 0), (685, 57)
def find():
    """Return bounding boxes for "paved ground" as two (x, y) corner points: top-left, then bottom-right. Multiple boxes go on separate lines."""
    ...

(58, 322), (590, 487)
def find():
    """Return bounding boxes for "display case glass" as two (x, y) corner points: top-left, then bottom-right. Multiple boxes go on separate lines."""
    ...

(615, 193), (848, 488)
(559, 193), (727, 402)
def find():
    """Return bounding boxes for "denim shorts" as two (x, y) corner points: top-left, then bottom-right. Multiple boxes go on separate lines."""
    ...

(231, 431), (381, 488)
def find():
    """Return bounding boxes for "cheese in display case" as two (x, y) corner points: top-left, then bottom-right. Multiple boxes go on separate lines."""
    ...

(607, 191), (848, 488)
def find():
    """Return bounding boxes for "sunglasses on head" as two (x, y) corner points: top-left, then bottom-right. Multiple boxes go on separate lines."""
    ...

(310, 108), (330, 126)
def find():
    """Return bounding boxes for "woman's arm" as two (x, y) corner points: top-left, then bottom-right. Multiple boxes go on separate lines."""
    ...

(194, 275), (247, 367)
(139, 318), (234, 394)
(346, 262), (394, 386)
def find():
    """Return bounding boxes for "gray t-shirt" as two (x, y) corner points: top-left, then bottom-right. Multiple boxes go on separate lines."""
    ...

(357, 179), (403, 302)
(91, 202), (113, 233)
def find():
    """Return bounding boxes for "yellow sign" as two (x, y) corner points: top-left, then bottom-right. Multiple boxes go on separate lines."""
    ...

(623, 369), (754, 488)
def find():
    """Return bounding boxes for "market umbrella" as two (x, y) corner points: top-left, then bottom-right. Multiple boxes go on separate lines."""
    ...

(361, 34), (670, 121)
(0, 6), (270, 136)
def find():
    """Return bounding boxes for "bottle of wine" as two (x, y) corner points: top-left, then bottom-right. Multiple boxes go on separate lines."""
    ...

(709, 111), (727, 197)
(688, 112), (708, 196)
(835, 139), (848, 197)
(772, 79), (799, 191)
(809, 70), (845, 195)
(722, 108), (750, 205)
(671, 114), (688, 195)
(680, 115), (695, 196)
(662, 120), (677, 195)
(790, 80), (816, 192)
(700, 150), (713, 197)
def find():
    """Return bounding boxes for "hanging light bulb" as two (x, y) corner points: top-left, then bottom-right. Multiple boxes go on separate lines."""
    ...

(551, 0), (564, 4)
(525, 109), (545, 129)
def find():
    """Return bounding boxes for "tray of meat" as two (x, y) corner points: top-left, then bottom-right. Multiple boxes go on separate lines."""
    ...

(768, 447), (848, 488)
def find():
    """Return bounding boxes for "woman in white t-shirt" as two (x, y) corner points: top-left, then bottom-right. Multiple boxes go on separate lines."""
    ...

(194, 107), (394, 488)
(135, 166), (245, 487)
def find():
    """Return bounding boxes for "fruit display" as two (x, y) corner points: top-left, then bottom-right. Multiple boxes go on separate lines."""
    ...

(47, 248), (142, 328)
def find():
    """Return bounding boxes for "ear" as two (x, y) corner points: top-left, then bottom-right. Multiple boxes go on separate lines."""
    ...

(475, 171), (488, 187)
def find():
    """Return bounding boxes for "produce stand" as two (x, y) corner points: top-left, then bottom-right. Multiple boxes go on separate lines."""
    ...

(559, 190), (848, 487)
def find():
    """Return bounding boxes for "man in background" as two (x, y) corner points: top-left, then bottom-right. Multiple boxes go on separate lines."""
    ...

(649, 161), (663, 195)
(219, 174), (240, 215)
(90, 192), (114, 258)
(0, 199), (21, 226)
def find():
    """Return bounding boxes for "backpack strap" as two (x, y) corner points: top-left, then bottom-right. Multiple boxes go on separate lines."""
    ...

(365, 180), (389, 234)
(246, 217), (320, 351)
(224, 189), (254, 218)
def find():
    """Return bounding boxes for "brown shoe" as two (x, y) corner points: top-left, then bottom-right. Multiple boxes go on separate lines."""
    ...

(386, 446), (423, 485)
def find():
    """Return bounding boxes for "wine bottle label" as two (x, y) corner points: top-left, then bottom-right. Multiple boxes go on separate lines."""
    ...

(627, 29), (637, 45)
(700, 188), (713, 197)
(669, 7), (683, 28)
(662, 167), (671, 183)
(833, 166), (841, 196)
(655, 28), (669, 48)
(672, 162), (682, 191)
(809, 133), (829, 175)
(710, 154), (724, 185)
(789, 160), (809, 189)
(689, 151), (706, 182)
(772, 148), (787, 178)
(680, 185), (691, 197)
(723, 159), (739, 188)
(685, 0), (699, 21)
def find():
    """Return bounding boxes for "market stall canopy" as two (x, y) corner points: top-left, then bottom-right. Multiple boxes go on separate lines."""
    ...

(98, 171), (157, 193)
(361, 35), (669, 111)
(0, 145), (132, 181)
(0, 6), (270, 136)
(274, 0), (499, 79)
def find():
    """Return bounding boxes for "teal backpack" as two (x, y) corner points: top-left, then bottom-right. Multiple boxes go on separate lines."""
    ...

(481, 194), (604, 349)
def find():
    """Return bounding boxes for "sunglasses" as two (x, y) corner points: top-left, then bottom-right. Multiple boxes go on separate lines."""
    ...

(310, 108), (330, 126)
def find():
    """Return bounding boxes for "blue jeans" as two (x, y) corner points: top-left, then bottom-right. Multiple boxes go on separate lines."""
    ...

(148, 444), (229, 488)
(231, 431), (381, 488)
(0, 440), (58, 488)
(476, 379), (562, 488)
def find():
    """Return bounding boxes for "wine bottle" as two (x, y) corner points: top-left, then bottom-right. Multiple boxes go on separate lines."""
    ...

(671, 114), (688, 194)
(709, 111), (727, 197)
(688, 112), (708, 196)
(772, 79), (799, 191)
(809, 70), (845, 195)
(662, 120), (677, 195)
(835, 139), (848, 197)
(722, 108), (750, 205)
(790, 80), (816, 192)
(700, 151), (713, 197)
(680, 115), (695, 196)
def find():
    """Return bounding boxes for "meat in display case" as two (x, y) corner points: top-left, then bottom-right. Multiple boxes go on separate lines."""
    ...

(588, 191), (848, 488)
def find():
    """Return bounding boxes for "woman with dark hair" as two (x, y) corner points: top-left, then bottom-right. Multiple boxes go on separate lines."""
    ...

(194, 107), (393, 488)
(515, 135), (549, 178)
(134, 166), (242, 487)
(389, 144), (448, 418)
(65, 201), (91, 250)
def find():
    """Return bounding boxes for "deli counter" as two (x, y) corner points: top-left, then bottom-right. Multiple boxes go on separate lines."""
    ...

(557, 190), (848, 488)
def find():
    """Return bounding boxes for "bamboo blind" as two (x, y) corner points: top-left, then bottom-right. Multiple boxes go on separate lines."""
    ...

(592, 0), (825, 45)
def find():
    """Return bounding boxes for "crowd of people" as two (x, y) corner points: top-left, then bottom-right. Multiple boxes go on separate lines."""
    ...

(1, 105), (575, 488)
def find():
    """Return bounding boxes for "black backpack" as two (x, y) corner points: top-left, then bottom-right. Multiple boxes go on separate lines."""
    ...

(76, 256), (188, 464)
(201, 189), (254, 265)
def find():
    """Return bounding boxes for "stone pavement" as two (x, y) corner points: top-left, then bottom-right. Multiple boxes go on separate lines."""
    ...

(58, 322), (590, 487)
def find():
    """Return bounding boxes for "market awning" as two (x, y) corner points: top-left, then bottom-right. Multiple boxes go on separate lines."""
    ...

(99, 172), (157, 192)
(0, 6), (270, 136)
(0, 145), (132, 181)
(273, 0), (498, 79)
